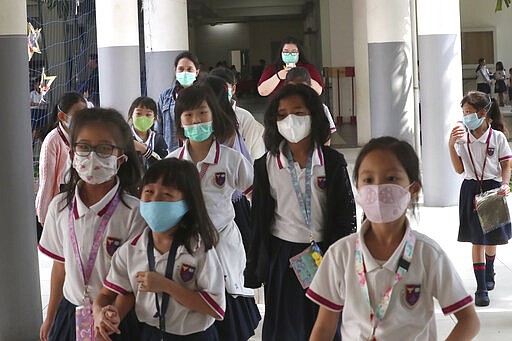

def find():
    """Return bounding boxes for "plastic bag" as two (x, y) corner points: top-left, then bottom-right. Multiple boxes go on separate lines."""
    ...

(475, 188), (510, 234)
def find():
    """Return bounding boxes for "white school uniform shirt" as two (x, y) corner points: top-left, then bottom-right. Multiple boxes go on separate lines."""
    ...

(233, 102), (266, 160)
(168, 139), (254, 296)
(268, 141), (327, 243)
(38, 179), (146, 305)
(104, 228), (226, 335)
(322, 104), (337, 133)
(306, 219), (473, 341)
(454, 126), (512, 182)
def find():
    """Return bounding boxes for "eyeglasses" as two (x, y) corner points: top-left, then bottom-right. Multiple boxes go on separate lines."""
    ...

(73, 143), (122, 158)
(282, 51), (299, 55)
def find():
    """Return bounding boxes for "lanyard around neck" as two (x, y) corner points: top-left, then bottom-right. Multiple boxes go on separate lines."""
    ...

(68, 189), (120, 299)
(467, 128), (492, 192)
(354, 228), (416, 339)
(285, 147), (313, 231)
(147, 232), (179, 338)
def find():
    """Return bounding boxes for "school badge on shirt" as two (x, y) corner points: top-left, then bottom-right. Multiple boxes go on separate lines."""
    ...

(316, 176), (326, 190)
(214, 172), (226, 188)
(180, 264), (196, 282)
(487, 147), (495, 156)
(106, 237), (121, 257)
(403, 284), (421, 308)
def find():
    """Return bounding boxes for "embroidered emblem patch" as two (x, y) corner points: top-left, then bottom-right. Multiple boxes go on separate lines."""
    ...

(316, 176), (326, 190)
(214, 172), (226, 187)
(403, 284), (421, 308)
(106, 237), (121, 257)
(487, 147), (495, 156)
(180, 264), (196, 282)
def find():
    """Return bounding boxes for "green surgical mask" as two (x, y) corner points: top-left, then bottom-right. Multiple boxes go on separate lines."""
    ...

(282, 52), (299, 64)
(183, 122), (213, 142)
(176, 71), (196, 87)
(133, 116), (154, 132)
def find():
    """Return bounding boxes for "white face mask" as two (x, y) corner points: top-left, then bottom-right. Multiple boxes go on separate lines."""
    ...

(276, 114), (312, 143)
(72, 153), (122, 185)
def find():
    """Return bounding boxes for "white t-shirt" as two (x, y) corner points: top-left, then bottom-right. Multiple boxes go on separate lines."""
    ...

(105, 228), (226, 335)
(233, 103), (266, 160)
(322, 104), (337, 133)
(307, 219), (472, 340)
(38, 180), (146, 305)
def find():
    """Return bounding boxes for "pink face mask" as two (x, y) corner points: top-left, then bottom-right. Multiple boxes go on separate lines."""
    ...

(355, 183), (412, 223)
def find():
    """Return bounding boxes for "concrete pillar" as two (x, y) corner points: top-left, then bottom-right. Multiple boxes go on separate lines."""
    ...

(366, 0), (415, 144)
(0, 1), (43, 339)
(96, 0), (141, 116)
(353, 0), (371, 145)
(143, 0), (189, 101)
(417, 0), (463, 206)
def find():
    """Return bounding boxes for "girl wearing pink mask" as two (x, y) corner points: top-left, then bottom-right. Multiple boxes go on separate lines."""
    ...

(308, 137), (479, 341)
(245, 84), (356, 341)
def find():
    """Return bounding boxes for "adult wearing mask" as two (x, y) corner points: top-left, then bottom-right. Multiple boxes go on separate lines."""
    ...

(257, 37), (323, 98)
(156, 51), (200, 152)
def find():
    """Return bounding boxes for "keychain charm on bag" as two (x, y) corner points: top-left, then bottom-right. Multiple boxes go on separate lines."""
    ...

(76, 291), (95, 341)
(290, 239), (323, 289)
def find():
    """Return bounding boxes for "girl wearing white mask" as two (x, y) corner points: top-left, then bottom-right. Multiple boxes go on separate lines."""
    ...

(309, 137), (479, 341)
(245, 84), (356, 341)
(449, 91), (512, 307)
(39, 108), (146, 341)
(156, 52), (200, 153)
(36, 92), (87, 237)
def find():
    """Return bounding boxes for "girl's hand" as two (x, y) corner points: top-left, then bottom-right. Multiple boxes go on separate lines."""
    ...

(40, 317), (53, 341)
(133, 140), (148, 154)
(498, 184), (510, 196)
(277, 68), (289, 80)
(449, 125), (465, 147)
(94, 305), (121, 341)
(136, 271), (169, 293)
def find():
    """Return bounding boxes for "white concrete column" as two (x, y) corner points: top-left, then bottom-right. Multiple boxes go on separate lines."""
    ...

(143, 0), (189, 101)
(417, 0), (463, 206)
(96, 0), (141, 116)
(366, 0), (415, 144)
(0, 1), (43, 339)
(353, 0), (371, 145)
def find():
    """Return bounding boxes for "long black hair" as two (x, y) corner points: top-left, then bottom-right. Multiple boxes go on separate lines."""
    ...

(142, 158), (218, 252)
(42, 92), (86, 140)
(273, 36), (310, 68)
(62, 108), (142, 208)
(264, 84), (329, 154)
(174, 84), (237, 143)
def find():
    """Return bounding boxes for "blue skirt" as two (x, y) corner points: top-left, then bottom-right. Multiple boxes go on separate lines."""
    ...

(458, 179), (511, 245)
(214, 293), (261, 341)
(262, 236), (341, 341)
(233, 196), (251, 255)
(49, 297), (140, 341)
(139, 322), (218, 340)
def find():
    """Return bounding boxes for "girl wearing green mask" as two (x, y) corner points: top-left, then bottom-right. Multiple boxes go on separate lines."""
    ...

(128, 96), (168, 171)
(168, 84), (261, 341)
(257, 36), (324, 98)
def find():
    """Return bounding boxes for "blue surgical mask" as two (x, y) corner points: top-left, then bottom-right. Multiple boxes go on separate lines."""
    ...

(463, 113), (485, 131)
(183, 121), (213, 142)
(140, 200), (189, 233)
(282, 52), (299, 64)
(176, 71), (196, 87)
(227, 87), (233, 102)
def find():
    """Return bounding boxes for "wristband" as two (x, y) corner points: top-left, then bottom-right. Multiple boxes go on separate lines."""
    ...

(276, 72), (282, 80)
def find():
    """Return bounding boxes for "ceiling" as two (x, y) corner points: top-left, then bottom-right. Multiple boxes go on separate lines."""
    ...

(187, 0), (314, 25)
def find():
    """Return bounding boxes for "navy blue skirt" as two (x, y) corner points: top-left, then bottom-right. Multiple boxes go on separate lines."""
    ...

(262, 236), (341, 341)
(458, 179), (511, 245)
(477, 83), (491, 94)
(214, 293), (261, 341)
(233, 196), (251, 255)
(139, 322), (218, 340)
(49, 297), (140, 341)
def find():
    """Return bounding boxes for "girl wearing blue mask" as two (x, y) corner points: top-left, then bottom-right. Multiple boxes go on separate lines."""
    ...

(449, 91), (512, 307)
(168, 84), (261, 341)
(93, 158), (225, 340)
(156, 52), (200, 153)
(257, 36), (323, 98)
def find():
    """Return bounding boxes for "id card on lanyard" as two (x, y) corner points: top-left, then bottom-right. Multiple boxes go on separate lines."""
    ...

(286, 147), (324, 289)
(355, 228), (416, 340)
(68, 190), (120, 341)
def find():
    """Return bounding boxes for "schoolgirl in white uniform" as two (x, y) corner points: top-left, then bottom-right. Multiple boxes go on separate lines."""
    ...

(309, 137), (479, 341)
(245, 84), (356, 341)
(167, 85), (260, 341)
(94, 158), (225, 340)
(39, 108), (146, 341)
(449, 91), (512, 306)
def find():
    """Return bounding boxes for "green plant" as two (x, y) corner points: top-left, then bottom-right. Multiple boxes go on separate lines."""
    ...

(496, 0), (511, 11)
